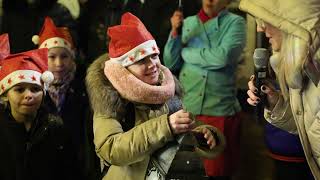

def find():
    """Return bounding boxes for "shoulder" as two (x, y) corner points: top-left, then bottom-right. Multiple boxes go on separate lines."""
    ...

(222, 11), (246, 23)
(184, 15), (199, 24)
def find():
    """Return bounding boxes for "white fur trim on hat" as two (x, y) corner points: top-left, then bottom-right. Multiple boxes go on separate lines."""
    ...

(39, 37), (73, 53)
(0, 70), (42, 95)
(32, 35), (40, 45)
(109, 40), (160, 67)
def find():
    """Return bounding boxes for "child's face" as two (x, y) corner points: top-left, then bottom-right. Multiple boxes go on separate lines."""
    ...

(127, 53), (160, 85)
(48, 47), (74, 81)
(5, 83), (43, 118)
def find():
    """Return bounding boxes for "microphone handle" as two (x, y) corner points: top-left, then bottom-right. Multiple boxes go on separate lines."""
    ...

(176, 7), (183, 35)
(254, 69), (267, 123)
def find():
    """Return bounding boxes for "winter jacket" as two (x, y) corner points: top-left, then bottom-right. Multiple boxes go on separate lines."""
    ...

(43, 66), (100, 180)
(85, 54), (225, 180)
(0, 105), (78, 180)
(163, 9), (246, 116)
(239, 0), (320, 178)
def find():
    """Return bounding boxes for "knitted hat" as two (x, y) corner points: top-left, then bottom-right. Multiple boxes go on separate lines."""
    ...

(107, 12), (160, 67)
(0, 48), (54, 95)
(32, 16), (74, 53)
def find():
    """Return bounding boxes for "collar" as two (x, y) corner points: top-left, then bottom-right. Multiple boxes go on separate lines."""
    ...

(197, 8), (226, 23)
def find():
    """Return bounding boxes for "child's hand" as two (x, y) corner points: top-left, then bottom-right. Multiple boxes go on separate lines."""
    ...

(169, 109), (195, 134)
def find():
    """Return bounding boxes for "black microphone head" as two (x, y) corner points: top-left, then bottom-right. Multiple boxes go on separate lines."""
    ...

(253, 48), (269, 69)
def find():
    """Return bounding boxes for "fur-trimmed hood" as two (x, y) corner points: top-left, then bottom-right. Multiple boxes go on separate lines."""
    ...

(85, 53), (183, 119)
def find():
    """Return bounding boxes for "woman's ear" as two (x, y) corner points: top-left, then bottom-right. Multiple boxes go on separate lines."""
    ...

(0, 95), (8, 102)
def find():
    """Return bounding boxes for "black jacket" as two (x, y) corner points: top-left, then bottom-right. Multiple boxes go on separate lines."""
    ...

(43, 71), (100, 180)
(0, 105), (78, 180)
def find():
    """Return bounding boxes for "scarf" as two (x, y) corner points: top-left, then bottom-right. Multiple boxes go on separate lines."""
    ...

(47, 65), (76, 112)
(104, 61), (175, 104)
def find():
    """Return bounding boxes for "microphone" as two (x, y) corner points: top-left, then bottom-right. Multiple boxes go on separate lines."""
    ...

(253, 48), (269, 122)
(176, 0), (183, 35)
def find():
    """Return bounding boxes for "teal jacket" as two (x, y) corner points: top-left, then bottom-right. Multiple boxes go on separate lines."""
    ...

(163, 10), (246, 116)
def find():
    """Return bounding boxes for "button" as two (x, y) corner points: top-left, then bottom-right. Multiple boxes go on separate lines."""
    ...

(199, 93), (203, 96)
(182, 73), (186, 76)
(296, 110), (302, 116)
(202, 75), (206, 78)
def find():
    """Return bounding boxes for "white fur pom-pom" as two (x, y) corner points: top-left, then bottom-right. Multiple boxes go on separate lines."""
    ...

(41, 71), (54, 84)
(32, 35), (40, 45)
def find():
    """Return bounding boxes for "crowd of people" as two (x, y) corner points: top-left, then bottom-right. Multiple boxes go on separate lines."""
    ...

(0, 0), (319, 180)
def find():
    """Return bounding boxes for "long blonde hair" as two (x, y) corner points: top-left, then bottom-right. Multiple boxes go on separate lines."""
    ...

(277, 33), (309, 100)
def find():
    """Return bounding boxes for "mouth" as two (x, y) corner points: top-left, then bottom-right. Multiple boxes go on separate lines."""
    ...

(146, 70), (158, 77)
(21, 104), (36, 108)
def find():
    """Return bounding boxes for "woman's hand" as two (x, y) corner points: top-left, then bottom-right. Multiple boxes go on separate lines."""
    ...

(193, 128), (217, 150)
(169, 109), (195, 134)
(170, 10), (183, 33)
(247, 75), (279, 109)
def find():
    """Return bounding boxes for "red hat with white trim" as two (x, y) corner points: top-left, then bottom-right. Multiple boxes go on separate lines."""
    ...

(0, 48), (54, 95)
(107, 12), (160, 67)
(32, 16), (74, 53)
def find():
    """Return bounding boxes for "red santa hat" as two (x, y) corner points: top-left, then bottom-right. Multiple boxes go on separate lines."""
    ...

(0, 48), (54, 95)
(0, 33), (10, 60)
(32, 17), (74, 54)
(107, 12), (160, 67)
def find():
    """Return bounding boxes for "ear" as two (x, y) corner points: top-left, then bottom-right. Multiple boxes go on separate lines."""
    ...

(0, 94), (8, 102)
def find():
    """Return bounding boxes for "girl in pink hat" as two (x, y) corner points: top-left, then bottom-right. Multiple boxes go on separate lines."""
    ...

(86, 12), (226, 180)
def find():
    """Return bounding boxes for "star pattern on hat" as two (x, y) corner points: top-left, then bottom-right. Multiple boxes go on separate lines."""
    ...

(140, 49), (146, 55)
(152, 46), (157, 52)
(18, 75), (25, 80)
(7, 78), (12, 85)
(0, 72), (42, 94)
(31, 75), (37, 81)
(129, 56), (135, 62)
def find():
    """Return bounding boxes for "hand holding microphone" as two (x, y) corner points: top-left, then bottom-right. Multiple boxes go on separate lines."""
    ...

(170, 0), (183, 35)
(247, 48), (279, 118)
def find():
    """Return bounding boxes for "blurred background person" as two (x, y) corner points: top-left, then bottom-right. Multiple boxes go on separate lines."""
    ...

(163, 0), (246, 179)
(32, 16), (100, 180)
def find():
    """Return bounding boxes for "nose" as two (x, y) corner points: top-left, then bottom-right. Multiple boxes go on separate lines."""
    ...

(24, 89), (34, 101)
(54, 58), (65, 67)
(146, 58), (157, 69)
(256, 26), (265, 32)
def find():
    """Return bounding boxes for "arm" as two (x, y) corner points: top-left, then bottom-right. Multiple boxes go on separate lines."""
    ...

(181, 17), (246, 70)
(93, 113), (174, 166)
(264, 95), (298, 134)
(163, 33), (184, 72)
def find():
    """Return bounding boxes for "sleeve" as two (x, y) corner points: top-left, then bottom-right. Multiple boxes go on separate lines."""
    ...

(264, 95), (298, 134)
(93, 113), (174, 166)
(163, 31), (184, 72)
(181, 17), (246, 70)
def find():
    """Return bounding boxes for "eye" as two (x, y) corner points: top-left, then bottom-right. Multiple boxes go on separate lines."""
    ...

(30, 86), (42, 93)
(150, 54), (159, 60)
(13, 86), (25, 93)
(48, 55), (55, 59)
